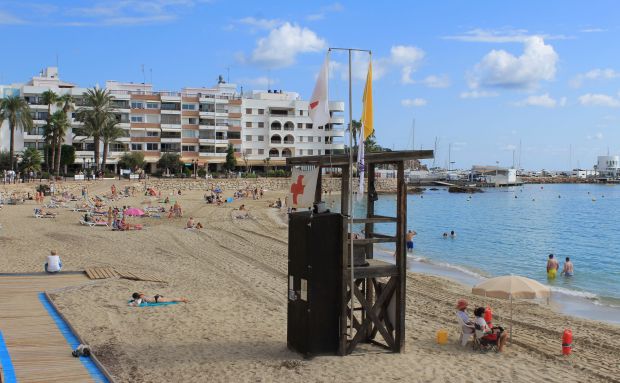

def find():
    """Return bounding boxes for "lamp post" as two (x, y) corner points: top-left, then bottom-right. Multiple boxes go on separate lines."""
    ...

(192, 159), (197, 179)
(495, 161), (499, 183)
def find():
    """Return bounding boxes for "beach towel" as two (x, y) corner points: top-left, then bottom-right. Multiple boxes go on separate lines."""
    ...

(128, 300), (179, 307)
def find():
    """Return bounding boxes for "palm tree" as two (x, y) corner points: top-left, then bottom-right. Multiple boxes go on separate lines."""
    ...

(20, 147), (42, 174)
(50, 111), (70, 176)
(0, 96), (34, 170)
(100, 116), (125, 170)
(41, 90), (59, 172)
(54, 94), (75, 175)
(76, 88), (115, 171)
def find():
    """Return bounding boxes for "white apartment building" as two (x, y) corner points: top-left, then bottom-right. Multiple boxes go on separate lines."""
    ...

(596, 155), (620, 178)
(0, 67), (345, 172)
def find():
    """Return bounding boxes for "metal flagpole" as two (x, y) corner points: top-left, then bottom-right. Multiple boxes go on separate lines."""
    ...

(329, 47), (371, 339)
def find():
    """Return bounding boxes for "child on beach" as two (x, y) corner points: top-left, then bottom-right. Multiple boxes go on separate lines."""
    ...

(45, 250), (62, 273)
(129, 292), (189, 307)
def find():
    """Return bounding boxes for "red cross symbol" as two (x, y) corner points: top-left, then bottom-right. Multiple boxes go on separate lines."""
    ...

(309, 100), (319, 110)
(290, 175), (305, 204)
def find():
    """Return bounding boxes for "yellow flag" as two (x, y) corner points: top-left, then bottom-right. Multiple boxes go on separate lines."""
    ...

(361, 60), (373, 140)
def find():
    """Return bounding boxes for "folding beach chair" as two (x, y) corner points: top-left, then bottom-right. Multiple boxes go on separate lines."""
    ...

(79, 219), (96, 227)
(456, 312), (475, 347)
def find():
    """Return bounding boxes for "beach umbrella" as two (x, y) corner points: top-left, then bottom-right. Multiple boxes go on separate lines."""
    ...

(124, 208), (145, 217)
(472, 275), (550, 342)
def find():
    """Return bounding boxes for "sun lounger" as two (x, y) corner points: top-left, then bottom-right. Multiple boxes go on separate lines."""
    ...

(79, 220), (109, 227)
(34, 209), (56, 218)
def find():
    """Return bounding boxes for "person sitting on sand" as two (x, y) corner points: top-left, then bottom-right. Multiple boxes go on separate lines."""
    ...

(186, 217), (195, 229)
(561, 257), (574, 276)
(45, 250), (62, 273)
(195, 222), (203, 229)
(129, 292), (189, 307)
(456, 299), (474, 346)
(474, 307), (508, 352)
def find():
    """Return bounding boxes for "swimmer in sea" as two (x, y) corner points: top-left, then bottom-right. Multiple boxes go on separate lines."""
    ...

(406, 230), (417, 253)
(547, 253), (559, 279)
(561, 257), (574, 277)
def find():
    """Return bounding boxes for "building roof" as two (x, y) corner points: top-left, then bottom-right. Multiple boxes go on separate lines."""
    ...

(286, 150), (434, 166)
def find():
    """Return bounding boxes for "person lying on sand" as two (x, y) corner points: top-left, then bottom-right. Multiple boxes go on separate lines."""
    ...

(129, 292), (189, 307)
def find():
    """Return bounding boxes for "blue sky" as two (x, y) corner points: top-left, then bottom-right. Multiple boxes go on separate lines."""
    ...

(1, 0), (619, 170)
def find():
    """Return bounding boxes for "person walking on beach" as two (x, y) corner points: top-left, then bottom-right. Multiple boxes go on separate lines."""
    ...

(561, 257), (574, 276)
(406, 230), (417, 253)
(547, 254), (559, 279)
(45, 250), (62, 273)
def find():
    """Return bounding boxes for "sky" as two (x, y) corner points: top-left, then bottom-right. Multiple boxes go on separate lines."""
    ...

(1, 0), (619, 170)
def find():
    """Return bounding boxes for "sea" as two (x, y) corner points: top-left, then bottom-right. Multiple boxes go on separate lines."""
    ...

(332, 183), (620, 324)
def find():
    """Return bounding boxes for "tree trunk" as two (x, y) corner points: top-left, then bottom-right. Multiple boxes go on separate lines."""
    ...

(9, 121), (15, 171)
(50, 134), (57, 176)
(46, 105), (51, 172)
(93, 135), (100, 171)
(55, 137), (62, 176)
(101, 141), (108, 171)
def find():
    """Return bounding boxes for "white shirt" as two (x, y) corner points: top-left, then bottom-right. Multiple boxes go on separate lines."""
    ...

(474, 316), (489, 338)
(46, 255), (62, 272)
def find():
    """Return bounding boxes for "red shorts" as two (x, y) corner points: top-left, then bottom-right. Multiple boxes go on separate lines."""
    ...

(482, 333), (498, 341)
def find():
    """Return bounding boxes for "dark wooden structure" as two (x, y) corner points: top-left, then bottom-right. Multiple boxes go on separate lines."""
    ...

(287, 150), (434, 355)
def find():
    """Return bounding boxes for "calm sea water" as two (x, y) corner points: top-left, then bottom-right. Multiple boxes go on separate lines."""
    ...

(336, 183), (620, 307)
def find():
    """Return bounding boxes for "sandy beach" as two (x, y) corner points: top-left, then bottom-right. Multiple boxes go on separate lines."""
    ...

(1, 179), (619, 383)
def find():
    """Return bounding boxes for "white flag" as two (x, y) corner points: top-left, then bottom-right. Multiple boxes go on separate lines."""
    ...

(357, 131), (365, 202)
(309, 55), (330, 128)
(288, 168), (319, 208)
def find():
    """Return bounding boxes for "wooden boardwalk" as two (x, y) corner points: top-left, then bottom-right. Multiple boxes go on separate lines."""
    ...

(0, 274), (96, 383)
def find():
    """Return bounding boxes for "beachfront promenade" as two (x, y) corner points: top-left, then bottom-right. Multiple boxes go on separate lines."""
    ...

(0, 273), (95, 382)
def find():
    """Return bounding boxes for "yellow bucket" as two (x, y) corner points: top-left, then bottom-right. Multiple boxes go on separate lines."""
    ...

(436, 329), (448, 345)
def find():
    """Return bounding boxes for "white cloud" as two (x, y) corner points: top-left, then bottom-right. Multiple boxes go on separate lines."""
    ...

(570, 68), (620, 88)
(444, 28), (569, 43)
(330, 46), (421, 83)
(578, 93), (620, 108)
(305, 2), (344, 21)
(580, 28), (605, 33)
(467, 36), (558, 89)
(513, 93), (558, 108)
(237, 76), (278, 87)
(421, 75), (450, 88)
(587, 132), (604, 140)
(390, 45), (425, 84)
(459, 90), (499, 99)
(250, 23), (327, 68)
(401, 98), (427, 107)
(0, 10), (25, 24)
(237, 17), (281, 30)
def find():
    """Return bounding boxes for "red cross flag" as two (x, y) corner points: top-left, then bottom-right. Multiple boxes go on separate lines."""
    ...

(308, 54), (330, 129)
(288, 168), (319, 208)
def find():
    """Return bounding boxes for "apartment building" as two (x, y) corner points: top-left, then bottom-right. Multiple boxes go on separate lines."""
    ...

(0, 67), (345, 172)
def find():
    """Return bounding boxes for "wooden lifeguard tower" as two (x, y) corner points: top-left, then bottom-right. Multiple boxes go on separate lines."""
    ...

(287, 149), (434, 355)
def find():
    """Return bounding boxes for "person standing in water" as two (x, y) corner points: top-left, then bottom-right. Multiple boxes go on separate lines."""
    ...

(561, 257), (574, 276)
(547, 254), (559, 279)
(406, 230), (417, 253)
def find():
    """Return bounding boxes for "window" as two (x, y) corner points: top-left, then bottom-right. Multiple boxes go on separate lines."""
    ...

(298, 149), (303, 155)
(182, 117), (199, 125)
(297, 123), (303, 129)
(146, 102), (159, 109)
(258, 149), (264, 155)
(245, 135), (252, 141)
(130, 116), (143, 123)
(246, 122), (252, 128)
(258, 109), (264, 115)
(131, 101), (144, 109)
(299, 136), (303, 142)
(161, 131), (181, 139)
(308, 136), (313, 143)
(145, 114), (160, 123)
(317, 136), (321, 142)
(245, 148), (252, 155)
(245, 108), (252, 114)
(258, 122), (264, 128)
(258, 135), (265, 142)
(109, 143), (126, 152)
(182, 145), (196, 152)
(161, 114), (181, 124)
(228, 131), (241, 140)
(146, 131), (158, 137)
(299, 110), (304, 116)
(308, 149), (313, 155)
(317, 149), (321, 155)
(131, 143), (142, 151)
(306, 123), (313, 129)
(161, 102), (180, 111)
(182, 103), (197, 110)
(146, 143), (159, 151)
(24, 142), (37, 149)
(182, 130), (198, 138)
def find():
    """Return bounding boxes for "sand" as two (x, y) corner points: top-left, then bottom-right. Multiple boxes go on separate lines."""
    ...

(1, 179), (618, 383)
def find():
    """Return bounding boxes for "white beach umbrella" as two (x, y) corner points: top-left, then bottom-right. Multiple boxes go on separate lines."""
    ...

(472, 275), (551, 342)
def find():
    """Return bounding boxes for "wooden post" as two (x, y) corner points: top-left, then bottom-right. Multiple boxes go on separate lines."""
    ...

(364, 163), (376, 341)
(314, 166), (323, 204)
(339, 165), (350, 356)
(395, 161), (406, 352)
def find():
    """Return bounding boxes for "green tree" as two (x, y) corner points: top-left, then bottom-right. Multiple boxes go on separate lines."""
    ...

(41, 90), (59, 171)
(157, 153), (184, 174)
(60, 144), (76, 169)
(0, 95), (33, 170)
(118, 152), (145, 171)
(100, 117), (125, 170)
(224, 144), (236, 172)
(50, 110), (70, 176)
(75, 88), (115, 171)
(0, 151), (12, 170)
(19, 147), (42, 174)
(349, 120), (362, 148)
